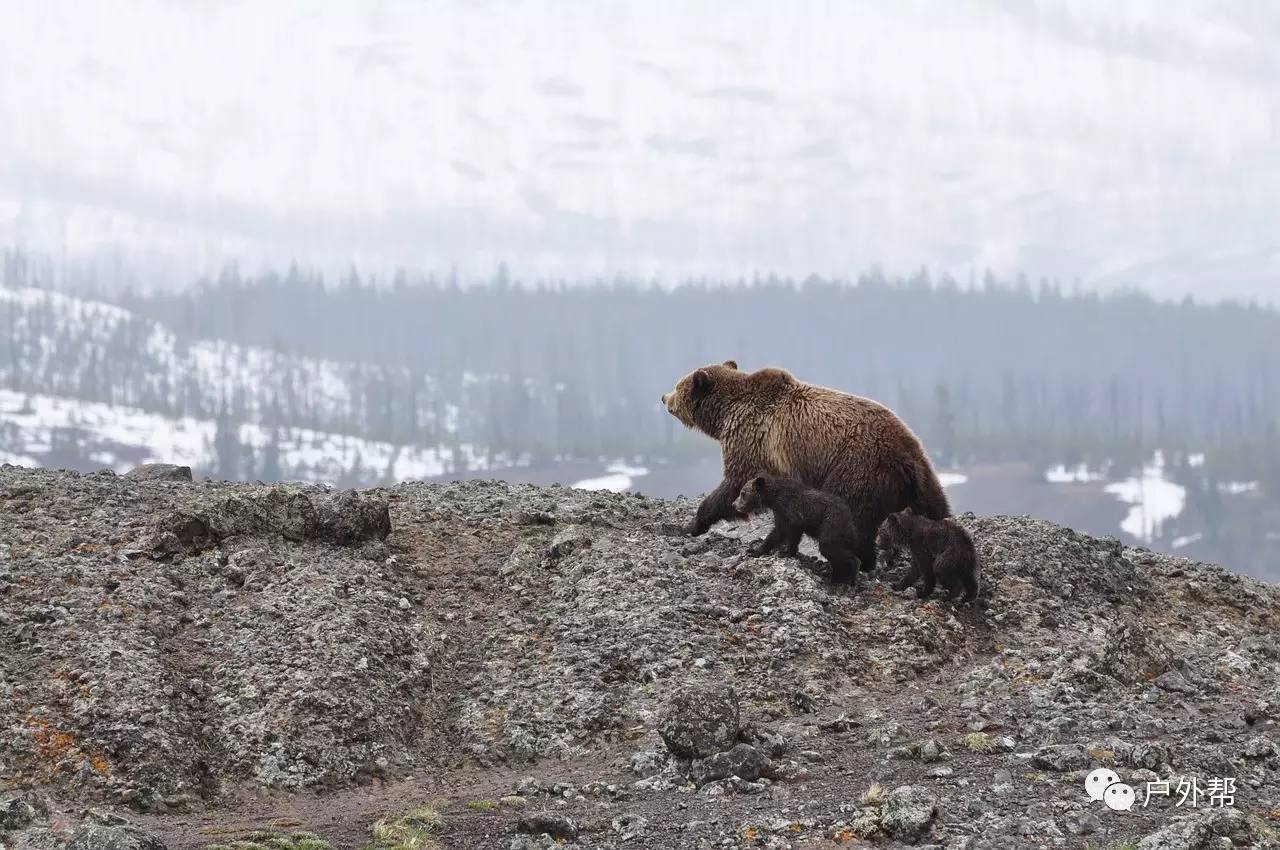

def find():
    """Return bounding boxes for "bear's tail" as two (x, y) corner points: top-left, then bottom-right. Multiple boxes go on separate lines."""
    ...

(908, 457), (952, 520)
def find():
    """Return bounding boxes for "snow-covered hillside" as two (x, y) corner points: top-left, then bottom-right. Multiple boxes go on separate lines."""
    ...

(0, 286), (529, 483)
(0, 388), (489, 483)
(0, 286), (467, 447)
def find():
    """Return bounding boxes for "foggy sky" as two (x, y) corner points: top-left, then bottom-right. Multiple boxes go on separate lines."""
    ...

(1, 1), (1278, 300)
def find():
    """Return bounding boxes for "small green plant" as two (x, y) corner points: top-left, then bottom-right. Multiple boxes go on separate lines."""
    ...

(962, 731), (994, 752)
(365, 806), (444, 850)
(464, 799), (497, 811)
(207, 831), (332, 850)
(861, 783), (884, 805)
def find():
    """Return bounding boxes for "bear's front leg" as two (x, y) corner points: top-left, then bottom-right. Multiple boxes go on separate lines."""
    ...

(686, 477), (744, 536)
(747, 524), (787, 556)
(777, 528), (803, 557)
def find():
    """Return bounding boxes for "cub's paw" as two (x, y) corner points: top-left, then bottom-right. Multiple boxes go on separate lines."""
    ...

(746, 539), (774, 557)
(684, 520), (710, 537)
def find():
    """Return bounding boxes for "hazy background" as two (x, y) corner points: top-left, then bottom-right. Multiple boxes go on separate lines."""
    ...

(1, 1), (1279, 579)
(2, 1), (1279, 300)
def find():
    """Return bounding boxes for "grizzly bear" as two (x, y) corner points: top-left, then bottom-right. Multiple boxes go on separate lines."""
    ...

(661, 361), (949, 578)
(876, 508), (980, 602)
(732, 474), (862, 584)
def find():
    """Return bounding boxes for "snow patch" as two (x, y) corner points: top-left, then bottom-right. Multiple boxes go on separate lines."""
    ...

(1103, 451), (1186, 543)
(573, 461), (649, 493)
(1045, 463), (1104, 484)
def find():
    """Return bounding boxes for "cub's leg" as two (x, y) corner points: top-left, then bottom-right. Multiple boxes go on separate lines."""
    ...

(910, 543), (938, 599)
(892, 559), (920, 593)
(819, 539), (861, 585)
(748, 521), (789, 556)
(687, 477), (745, 536)
(934, 545), (979, 602)
(778, 528), (803, 557)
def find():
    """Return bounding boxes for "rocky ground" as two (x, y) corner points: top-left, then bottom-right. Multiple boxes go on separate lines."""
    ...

(1, 465), (1279, 850)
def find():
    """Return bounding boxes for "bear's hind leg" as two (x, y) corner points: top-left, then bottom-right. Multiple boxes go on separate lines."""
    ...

(934, 546), (979, 602)
(915, 553), (938, 599)
(820, 540), (861, 585)
(892, 559), (919, 592)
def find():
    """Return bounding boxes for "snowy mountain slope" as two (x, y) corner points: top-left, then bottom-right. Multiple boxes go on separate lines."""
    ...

(0, 388), (488, 483)
(0, 286), (453, 441)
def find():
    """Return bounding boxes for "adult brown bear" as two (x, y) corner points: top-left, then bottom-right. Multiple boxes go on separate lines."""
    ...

(661, 361), (950, 581)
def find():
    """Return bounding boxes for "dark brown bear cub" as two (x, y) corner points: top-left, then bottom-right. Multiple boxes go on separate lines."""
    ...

(732, 474), (862, 584)
(876, 508), (980, 602)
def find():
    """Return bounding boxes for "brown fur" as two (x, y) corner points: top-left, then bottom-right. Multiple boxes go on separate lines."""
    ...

(662, 362), (950, 573)
(877, 508), (980, 602)
(732, 474), (862, 584)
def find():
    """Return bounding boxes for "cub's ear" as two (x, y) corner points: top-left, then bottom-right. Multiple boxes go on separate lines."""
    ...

(722, 360), (739, 370)
(901, 506), (914, 516)
(692, 369), (712, 394)
(752, 475), (766, 489)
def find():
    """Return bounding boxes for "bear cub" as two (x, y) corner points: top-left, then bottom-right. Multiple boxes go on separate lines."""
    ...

(732, 474), (862, 584)
(877, 508), (980, 602)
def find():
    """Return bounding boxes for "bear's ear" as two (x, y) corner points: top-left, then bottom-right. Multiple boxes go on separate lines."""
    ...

(691, 369), (712, 394)
(752, 475), (766, 490)
(901, 506), (914, 516)
(722, 360), (739, 370)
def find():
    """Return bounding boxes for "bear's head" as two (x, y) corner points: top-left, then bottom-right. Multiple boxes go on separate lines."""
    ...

(660, 360), (740, 435)
(875, 506), (913, 551)
(732, 475), (769, 516)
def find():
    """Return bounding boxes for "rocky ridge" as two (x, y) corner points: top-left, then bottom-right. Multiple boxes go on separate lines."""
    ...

(1, 466), (1278, 849)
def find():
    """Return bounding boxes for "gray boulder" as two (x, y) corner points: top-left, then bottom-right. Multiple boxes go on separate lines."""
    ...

(0, 792), (48, 830)
(516, 812), (577, 840)
(150, 487), (390, 553)
(124, 464), (192, 483)
(659, 685), (740, 759)
(690, 743), (768, 786)
(1137, 807), (1272, 850)
(879, 784), (938, 842)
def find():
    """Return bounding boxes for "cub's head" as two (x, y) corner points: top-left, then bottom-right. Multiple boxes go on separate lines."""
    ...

(660, 360), (740, 435)
(876, 507), (913, 551)
(732, 475), (769, 516)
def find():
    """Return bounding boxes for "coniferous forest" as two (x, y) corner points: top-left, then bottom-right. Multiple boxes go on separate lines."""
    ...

(3, 254), (1279, 578)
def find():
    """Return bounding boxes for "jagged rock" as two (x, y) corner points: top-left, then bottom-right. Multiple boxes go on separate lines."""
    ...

(516, 812), (577, 840)
(690, 743), (768, 786)
(1032, 743), (1089, 772)
(1091, 619), (1172, 685)
(659, 684), (740, 759)
(611, 813), (648, 841)
(124, 464), (192, 483)
(1243, 736), (1279, 759)
(628, 750), (666, 777)
(545, 524), (592, 562)
(878, 785), (938, 841)
(313, 489), (392, 544)
(0, 792), (48, 830)
(149, 487), (389, 553)
(60, 824), (168, 850)
(1136, 807), (1275, 850)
